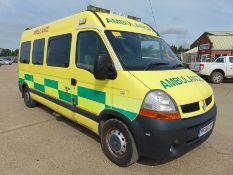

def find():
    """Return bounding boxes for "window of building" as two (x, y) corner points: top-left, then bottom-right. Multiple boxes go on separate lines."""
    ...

(76, 31), (109, 72)
(20, 41), (31, 64)
(229, 57), (233, 63)
(199, 43), (210, 50)
(188, 56), (191, 63)
(32, 39), (45, 65)
(47, 34), (72, 67)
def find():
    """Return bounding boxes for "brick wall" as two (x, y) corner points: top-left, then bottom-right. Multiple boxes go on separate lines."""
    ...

(198, 34), (211, 57)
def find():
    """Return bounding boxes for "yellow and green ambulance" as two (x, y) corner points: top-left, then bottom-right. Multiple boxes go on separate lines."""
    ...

(18, 6), (217, 167)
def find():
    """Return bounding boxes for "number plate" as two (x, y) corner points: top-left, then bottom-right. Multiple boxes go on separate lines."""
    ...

(198, 122), (214, 137)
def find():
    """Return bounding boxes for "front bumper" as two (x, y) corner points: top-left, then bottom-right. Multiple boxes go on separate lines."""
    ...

(130, 104), (217, 161)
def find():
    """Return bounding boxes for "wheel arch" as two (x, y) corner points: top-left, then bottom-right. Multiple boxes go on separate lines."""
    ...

(98, 109), (135, 135)
(211, 69), (225, 77)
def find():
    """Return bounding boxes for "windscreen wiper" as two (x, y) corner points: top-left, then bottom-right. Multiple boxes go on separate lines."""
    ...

(172, 63), (185, 69)
(144, 62), (169, 70)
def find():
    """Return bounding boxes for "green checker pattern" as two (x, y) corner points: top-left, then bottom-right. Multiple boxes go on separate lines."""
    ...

(19, 73), (137, 120)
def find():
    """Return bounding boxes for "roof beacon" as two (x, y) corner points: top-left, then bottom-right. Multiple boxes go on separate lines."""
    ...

(87, 5), (141, 22)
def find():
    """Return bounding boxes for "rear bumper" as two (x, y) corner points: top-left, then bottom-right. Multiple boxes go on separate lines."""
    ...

(191, 70), (201, 75)
(130, 104), (217, 161)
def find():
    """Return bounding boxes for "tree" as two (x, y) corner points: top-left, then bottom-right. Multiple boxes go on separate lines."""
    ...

(0, 48), (19, 56)
(12, 49), (19, 56)
(177, 46), (188, 53)
(170, 45), (189, 54)
(170, 45), (178, 54)
(0, 49), (12, 56)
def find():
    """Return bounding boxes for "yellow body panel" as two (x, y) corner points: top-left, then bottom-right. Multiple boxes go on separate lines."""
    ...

(129, 69), (214, 118)
(18, 10), (214, 135)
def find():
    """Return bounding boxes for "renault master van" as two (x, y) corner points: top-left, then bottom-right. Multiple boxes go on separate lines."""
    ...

(18, 6), (217, 167)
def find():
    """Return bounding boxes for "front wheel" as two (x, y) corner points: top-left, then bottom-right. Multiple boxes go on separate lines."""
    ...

(100, 119), (139, 167)
(210, 71), (223, 84)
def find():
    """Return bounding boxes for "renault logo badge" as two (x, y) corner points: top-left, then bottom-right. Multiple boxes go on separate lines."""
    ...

(202, 101), (206, 111)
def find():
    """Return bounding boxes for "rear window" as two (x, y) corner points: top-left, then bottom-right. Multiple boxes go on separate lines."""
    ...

(229, 57), (233, 63)
(20, 41), (31, 64)
(47, 34), (72, 68)
(32, 39), (45, 65)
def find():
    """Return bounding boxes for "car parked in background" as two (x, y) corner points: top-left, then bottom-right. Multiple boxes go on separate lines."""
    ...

(3, 60), (11, 65)
(0, 59), (5, 66)
(190, 56), (233, 83)
(13, 57), (18, 63)
(4, 58), (14, 64)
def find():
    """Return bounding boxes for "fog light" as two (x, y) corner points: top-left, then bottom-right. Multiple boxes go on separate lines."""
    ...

(170, 139), (180, 153)
(170, 146), (175, 153)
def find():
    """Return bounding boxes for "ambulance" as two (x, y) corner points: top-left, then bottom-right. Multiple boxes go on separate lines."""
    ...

(18, 6), (217, 167)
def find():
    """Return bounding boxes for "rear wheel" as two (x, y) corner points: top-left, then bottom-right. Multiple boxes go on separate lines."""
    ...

(210, 71), (223, 84)
(100, 119), (138, 167)
(23, 86), (38, 108)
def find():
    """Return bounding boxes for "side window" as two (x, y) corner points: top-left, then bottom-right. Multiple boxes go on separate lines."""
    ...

(215, 57), (225, 63)
(76, 31), (109, 72)
(32, 39), (45, 65)
(47, 34), (72, 67)
(229, 57), (233, 63)
(20, 41), (31, 64)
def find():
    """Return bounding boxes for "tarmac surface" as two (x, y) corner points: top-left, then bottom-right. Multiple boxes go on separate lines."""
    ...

(0, 64), (233, 175)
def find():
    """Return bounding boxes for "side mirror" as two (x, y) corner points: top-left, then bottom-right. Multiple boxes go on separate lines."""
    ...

(94, 54), (117, 80)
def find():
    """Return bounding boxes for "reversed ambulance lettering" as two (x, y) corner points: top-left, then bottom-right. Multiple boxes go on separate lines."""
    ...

(106, 17), (152, 31)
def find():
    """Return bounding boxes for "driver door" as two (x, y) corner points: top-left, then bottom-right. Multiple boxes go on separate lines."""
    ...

(72, 29), (113, 132)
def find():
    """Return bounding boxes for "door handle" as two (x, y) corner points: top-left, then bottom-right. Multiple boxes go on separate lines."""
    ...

(71, 78), (77, 86)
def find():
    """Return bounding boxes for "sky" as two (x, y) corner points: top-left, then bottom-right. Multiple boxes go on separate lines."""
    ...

(0, 0), (233, 50)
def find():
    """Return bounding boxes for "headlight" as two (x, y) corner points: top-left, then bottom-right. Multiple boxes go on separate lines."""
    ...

(139, 90), (181, 120)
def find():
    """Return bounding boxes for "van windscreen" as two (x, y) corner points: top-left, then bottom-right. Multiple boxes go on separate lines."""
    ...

(105, 31), (183, 71)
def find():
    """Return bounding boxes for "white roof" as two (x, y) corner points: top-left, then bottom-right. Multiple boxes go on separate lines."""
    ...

(185, 47), (198, 54)
(209, 35), (233, 50)
(207, 31), (233, 36)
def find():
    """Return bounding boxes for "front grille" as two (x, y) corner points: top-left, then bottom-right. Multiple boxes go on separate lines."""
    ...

(181, 102), (200, 113)
(205, 95), (212, 106)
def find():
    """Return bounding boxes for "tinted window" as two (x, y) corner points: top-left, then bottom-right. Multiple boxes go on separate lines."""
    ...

(20, 41), (31, 64)
(32, 39), (45, 65)
(215, 57), (225, 63)
(229, 57), (233, 63)
(76, 31), (109, 72)
(47, 34), (71, 67)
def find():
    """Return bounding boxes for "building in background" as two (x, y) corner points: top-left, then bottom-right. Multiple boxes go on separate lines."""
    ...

(180, 47), (198, 65)
(190, 31), (233, 62)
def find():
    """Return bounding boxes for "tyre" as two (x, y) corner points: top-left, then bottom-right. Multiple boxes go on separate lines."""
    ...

(22, 86), (38, 108)
(210, 71), (223, 84)
(100, 119), (138, 167)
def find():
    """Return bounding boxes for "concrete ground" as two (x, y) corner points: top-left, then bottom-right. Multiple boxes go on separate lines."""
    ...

(0, 64), (232, 175)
